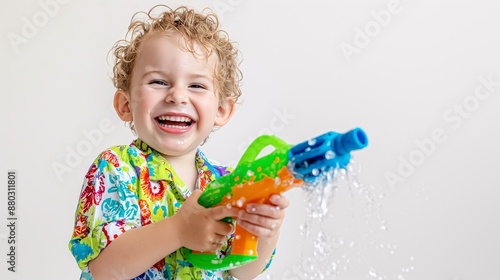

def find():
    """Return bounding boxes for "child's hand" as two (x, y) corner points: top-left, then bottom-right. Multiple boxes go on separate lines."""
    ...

(236, 194), (289, 239)
(174, 189), (239, 252)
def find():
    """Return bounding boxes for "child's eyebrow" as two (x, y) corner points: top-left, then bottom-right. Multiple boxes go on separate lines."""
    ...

(142, 70), (165, 78)
(141, 70), (213, 81)
(188, 73), (213, 81)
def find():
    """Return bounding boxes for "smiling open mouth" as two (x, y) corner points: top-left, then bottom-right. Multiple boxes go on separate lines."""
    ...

(156, 115), (194, 128)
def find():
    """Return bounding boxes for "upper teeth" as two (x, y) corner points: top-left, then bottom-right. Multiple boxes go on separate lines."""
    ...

(157, 116), (192, 122)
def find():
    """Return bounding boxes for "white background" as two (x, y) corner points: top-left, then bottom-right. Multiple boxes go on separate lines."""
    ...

(1, 0), (500, 279)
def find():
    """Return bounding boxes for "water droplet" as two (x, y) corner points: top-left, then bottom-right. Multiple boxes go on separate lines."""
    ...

(308, 138), (316, 146)
(248, 249), (254, 255)
(246, 170), (254, 177)
(313, 232), (328, 257)
(235, 235), (241, 240)
(325, 150), (335, 159)
(236, 197), (246, 208)
(225, 203), (232, 209)
(299, 223), (309, 237)
(312, 168), (319, 176)
(368, 269), (378, 278)
(211, 259), (223, 264)
(274, 177), (281, 186)
(380, 222), (387, 231)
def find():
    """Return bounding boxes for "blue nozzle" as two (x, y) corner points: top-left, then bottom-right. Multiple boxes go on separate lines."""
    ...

(288, 128), (369, 180)
(334, 128), (368, 156)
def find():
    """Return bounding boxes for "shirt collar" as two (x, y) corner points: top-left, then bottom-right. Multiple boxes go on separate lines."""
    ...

(132, 139), (229, 190)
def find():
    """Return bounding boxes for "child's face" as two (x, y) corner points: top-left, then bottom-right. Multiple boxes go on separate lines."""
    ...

(115, 32), (234, 158)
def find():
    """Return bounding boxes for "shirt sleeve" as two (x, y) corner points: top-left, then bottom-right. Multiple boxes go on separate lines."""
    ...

(68, 149), (141, 270)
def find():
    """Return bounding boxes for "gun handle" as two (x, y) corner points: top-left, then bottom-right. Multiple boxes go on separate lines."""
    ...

(186, 224), (258, 259)
(231, 224), (258, 258)
(184, 225), (258, 270)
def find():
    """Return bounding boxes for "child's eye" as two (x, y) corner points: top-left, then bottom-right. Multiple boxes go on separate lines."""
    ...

(189, 84), (206, 89)
(149, 80), (168, 86)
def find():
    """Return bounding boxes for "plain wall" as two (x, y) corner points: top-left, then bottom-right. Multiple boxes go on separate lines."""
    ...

(1, 0), (499, 279)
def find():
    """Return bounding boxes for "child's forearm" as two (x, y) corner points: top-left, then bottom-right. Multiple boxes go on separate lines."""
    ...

(88, 216), (183, 280)
(229, 232), (280, 280)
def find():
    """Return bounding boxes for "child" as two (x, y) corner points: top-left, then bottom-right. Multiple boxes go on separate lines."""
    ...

(68, 5), (289, 280)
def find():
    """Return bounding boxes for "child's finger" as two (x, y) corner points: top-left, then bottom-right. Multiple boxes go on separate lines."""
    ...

(190, 189), (203, 198)
(269, 194), (289, 209)
(213, 219), (235, 236)
(244, 203), (283, 219)
(209, 204), (240, 220)
(236, 216), (279, 237)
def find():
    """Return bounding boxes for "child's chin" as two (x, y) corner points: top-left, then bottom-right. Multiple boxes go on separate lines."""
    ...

(156, 141), (198, 155)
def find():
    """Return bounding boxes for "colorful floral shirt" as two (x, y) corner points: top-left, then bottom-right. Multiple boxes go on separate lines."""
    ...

(68, 139), (239, 280)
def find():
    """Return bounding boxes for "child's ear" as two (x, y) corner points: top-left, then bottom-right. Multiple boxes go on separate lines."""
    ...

(114, 90), (132, 122)
(214, 100), (236, 126)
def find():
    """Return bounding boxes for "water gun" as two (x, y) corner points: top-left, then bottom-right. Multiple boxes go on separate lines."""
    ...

(185, 128), (368, 270)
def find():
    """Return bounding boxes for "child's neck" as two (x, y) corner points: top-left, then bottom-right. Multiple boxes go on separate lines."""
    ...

(164, 154), (198, 192)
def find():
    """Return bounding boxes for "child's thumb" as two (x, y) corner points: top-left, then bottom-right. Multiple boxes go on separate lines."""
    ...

(188, 189), (203, 205)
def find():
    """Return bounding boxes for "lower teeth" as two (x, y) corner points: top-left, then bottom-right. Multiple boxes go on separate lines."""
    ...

(159, 123), (188, 129)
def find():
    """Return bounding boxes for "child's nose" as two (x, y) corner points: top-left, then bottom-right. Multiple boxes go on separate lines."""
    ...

(165, 87), (188, 104)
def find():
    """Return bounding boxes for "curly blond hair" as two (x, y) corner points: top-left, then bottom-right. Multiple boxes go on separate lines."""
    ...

(111, 5), (242, 104)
